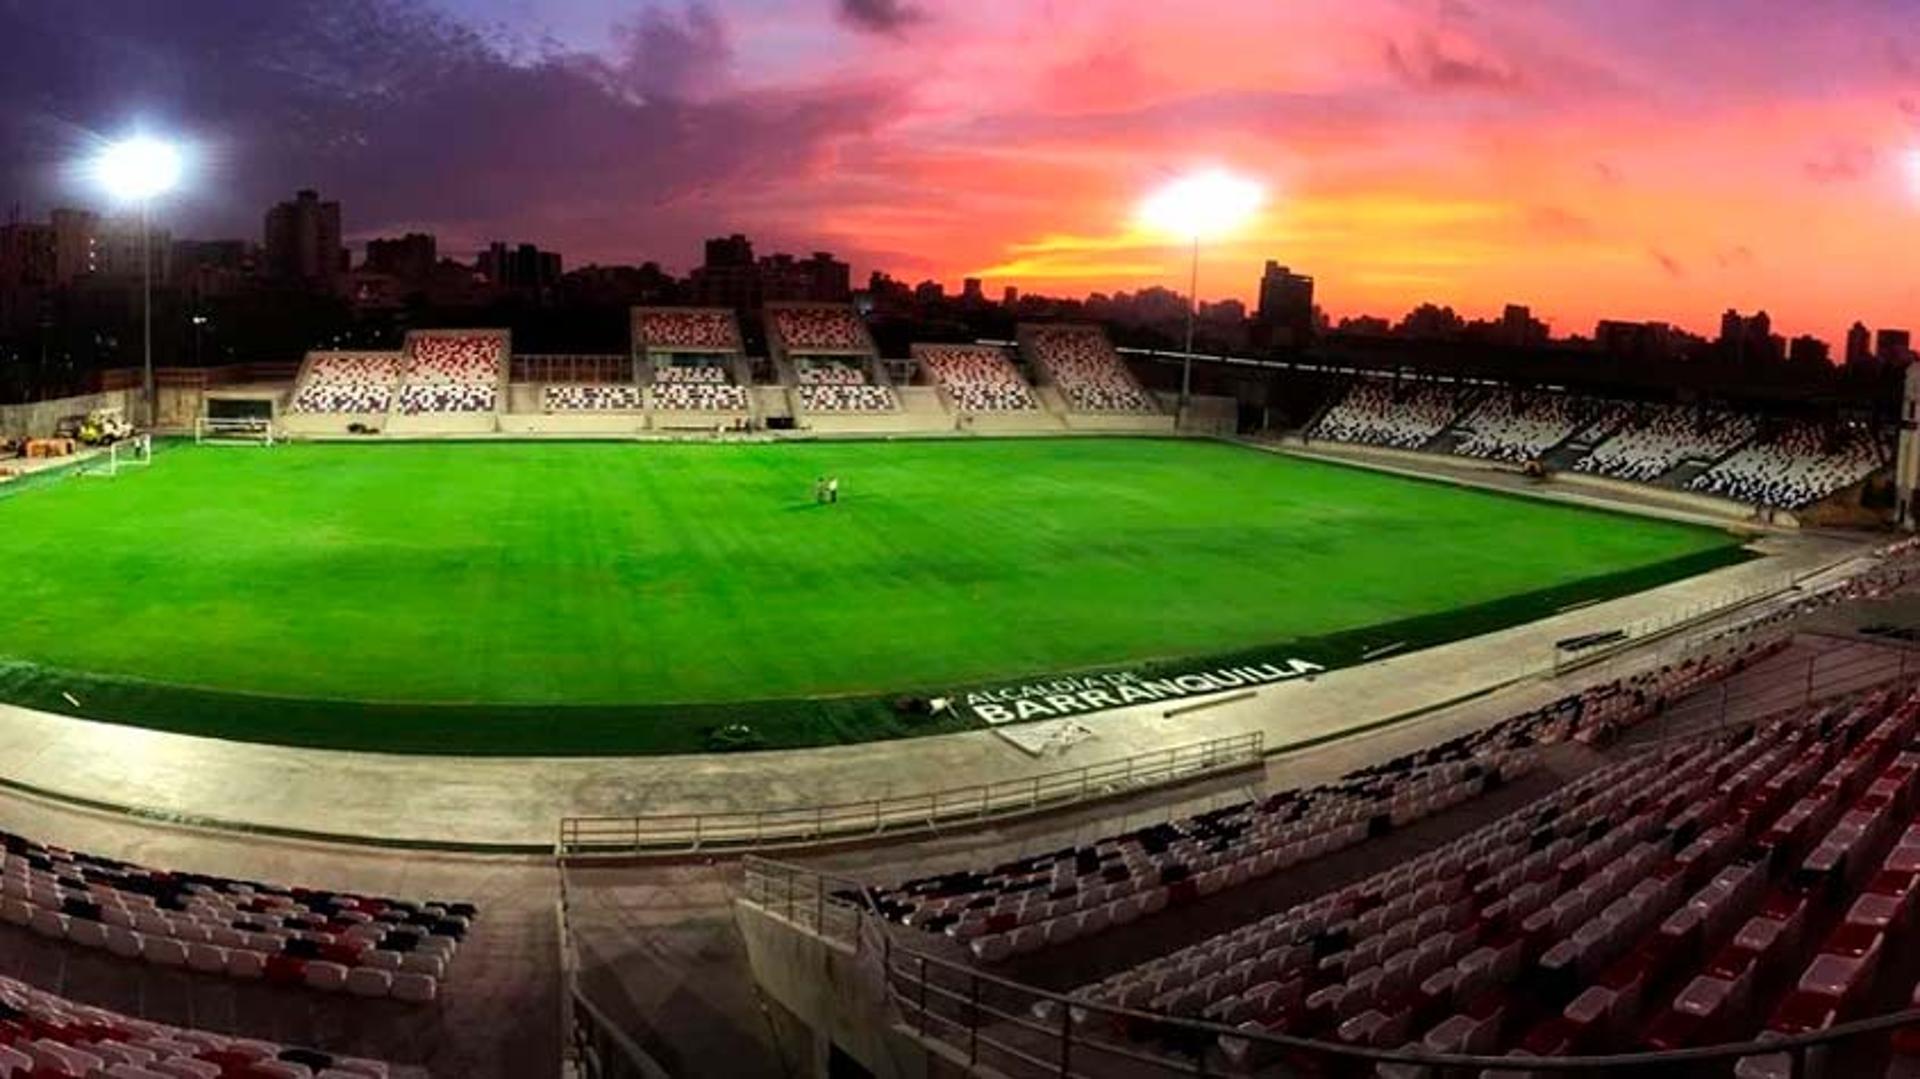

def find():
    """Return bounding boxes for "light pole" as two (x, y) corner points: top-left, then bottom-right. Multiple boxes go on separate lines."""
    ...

(1138, 169), (1265, 419)
(91, 136), (185, 429)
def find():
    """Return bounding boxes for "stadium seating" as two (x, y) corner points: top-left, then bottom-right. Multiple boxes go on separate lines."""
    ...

(1309, 380), (1471, 449)
(652, 383), (750, 411)
(636, 309), (741, 352)
(860, 637), (1782, 965)
(797, 384), (897, 412)
(1689, 422), (1886, 509)
(1024, 326), (1152, 412)
(1019, 668), (1920, 1074)
(397, 332), (504, 415)
(1573, 404), (1757, 483)
(654, 363), (730, 385)
(915, 345), (1037, 411)
(792, 357), (897, 411)
(1453, 391), (1619, 463)
(0, 828), (474, 1002)
(290, 353), (404, 414)
(543, 384), (643, 411)
(794, 359), (870, 386)
(768, 307), (871, 353)
(0, 972), (396, 1078)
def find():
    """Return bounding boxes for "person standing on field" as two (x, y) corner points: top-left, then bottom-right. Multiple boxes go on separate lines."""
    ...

(827, 476), (840, 504)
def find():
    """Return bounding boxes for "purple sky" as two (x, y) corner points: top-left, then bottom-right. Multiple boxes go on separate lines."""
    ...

(1, 0), (1917, 339)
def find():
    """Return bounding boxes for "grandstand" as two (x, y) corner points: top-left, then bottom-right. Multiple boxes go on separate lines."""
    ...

(288, 351), (405, 416)
(1019, 323), (1157, 413)
(913, 344), (1038, 412)
(765, 303), (900, 417)
(632, 307), (752, 417)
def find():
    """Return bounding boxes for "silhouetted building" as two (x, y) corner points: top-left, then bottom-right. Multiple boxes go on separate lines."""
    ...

(364, 233), (437, 287)
(1718, 308), (1783, 365)
(50, 209), (98, 284)
(1847, 322), (1875, 366)
(0, 222), (55, 289)
(1254, 261), (1314, 347)
(913, 280), (945, 305)
(960, 277), (986, 306)
(1787, 335), (1830, 367)
(171, 240), (253, 299)
(1498, 304), (1549, 346)
(1879, 329), (1914, 367)
(689, 236), (848, 306)
(1596, 319), (1679, 364)
(263, 189), (344, 293)
(479, 242), (562, 292)
(92, 217), (170, 284)
(1002, 286), (1019, 307)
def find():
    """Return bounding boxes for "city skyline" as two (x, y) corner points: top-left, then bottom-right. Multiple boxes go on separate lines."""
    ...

(0, 0), (1913, 348)
(8, 191), (1916, 361)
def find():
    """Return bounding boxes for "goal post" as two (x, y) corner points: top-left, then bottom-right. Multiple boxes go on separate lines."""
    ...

(195, 416), (276, 447)
(86, 434), (153, 479)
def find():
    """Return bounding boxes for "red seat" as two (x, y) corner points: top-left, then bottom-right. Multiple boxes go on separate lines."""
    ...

(264, 954), (308, 985)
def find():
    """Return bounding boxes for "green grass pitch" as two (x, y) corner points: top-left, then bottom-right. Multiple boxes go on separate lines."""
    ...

(0, 437), (1745, 754)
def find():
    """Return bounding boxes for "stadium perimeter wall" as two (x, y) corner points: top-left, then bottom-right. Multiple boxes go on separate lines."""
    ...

(0, 389), (138, 438)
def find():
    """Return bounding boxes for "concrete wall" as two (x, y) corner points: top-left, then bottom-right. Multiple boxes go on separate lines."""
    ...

(0, 390), (136, 439)
(734, 901), (931, 1079)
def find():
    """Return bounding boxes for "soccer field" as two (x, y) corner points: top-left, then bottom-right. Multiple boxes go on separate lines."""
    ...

(0, 438), (1746, 754)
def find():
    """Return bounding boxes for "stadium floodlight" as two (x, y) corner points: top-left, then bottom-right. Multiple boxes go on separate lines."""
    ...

(1136, 169), (1266, 416)
(91, 136), (185, 202)
(89, 135), (187, 428)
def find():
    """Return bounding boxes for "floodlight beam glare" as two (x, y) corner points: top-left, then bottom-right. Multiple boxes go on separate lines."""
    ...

(1137, 168), (1266, 239)
(92, 136), (185, 202)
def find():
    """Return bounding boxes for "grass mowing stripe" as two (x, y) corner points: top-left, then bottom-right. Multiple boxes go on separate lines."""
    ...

(0, 437), (1749, 754)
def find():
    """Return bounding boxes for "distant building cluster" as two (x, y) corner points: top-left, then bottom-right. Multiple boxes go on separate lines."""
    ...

(0, 182), (1910, 407)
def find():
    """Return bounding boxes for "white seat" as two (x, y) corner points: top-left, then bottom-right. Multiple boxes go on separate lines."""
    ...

(143, 938), (189, 967)
(186, 943), (228, 974)
(391, 972), (437, 1004)
(28, 908), (69, 940)
(304, 961), (350, 992)
(345, 967), (392, 998)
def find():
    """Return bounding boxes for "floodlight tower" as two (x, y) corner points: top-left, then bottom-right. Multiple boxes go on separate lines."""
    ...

(1137, 169), (1265, 418)
(91, 136), (185, 428)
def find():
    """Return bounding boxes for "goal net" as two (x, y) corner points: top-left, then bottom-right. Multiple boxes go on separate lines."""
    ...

(195, 416), (276, 447)
(87, 434), (153, 478)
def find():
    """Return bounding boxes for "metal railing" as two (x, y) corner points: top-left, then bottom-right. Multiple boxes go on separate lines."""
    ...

(557, 731), (1264, 858)
(740, 848), (1920, 1078)
(555, 870), (674, 1079)
(733, 633), (1920, 1078)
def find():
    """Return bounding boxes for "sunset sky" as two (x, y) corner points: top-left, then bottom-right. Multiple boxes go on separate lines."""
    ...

(1, 0), (1916, 343)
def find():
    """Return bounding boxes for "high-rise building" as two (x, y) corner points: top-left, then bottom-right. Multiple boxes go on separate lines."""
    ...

(1718, 308), (1783, 364)
(92, 216), (171, 283)
(0, 222), (55, 288)
(50, 209), (99, 283)
(479, 242), (562, 292)
(1878, 328), (1914, 366)
(364, 233), (438, 286)
(1002, 286), (1019, 308)
(263, 189), (344, 292)
(1847, 322), (1875, 366)
(1498, 304), (1549, 345)
(1595, 319), (1678, 363)
(1254, 261), (1314, 347)
(689, 236), (849, 306)
(1787, 335), (1831, 366)
(797, 252), (847, 302)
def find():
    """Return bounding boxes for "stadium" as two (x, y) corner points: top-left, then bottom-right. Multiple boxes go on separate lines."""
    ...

(5, 3), (1920, 1076)
(6, 292), (1920, 1079)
